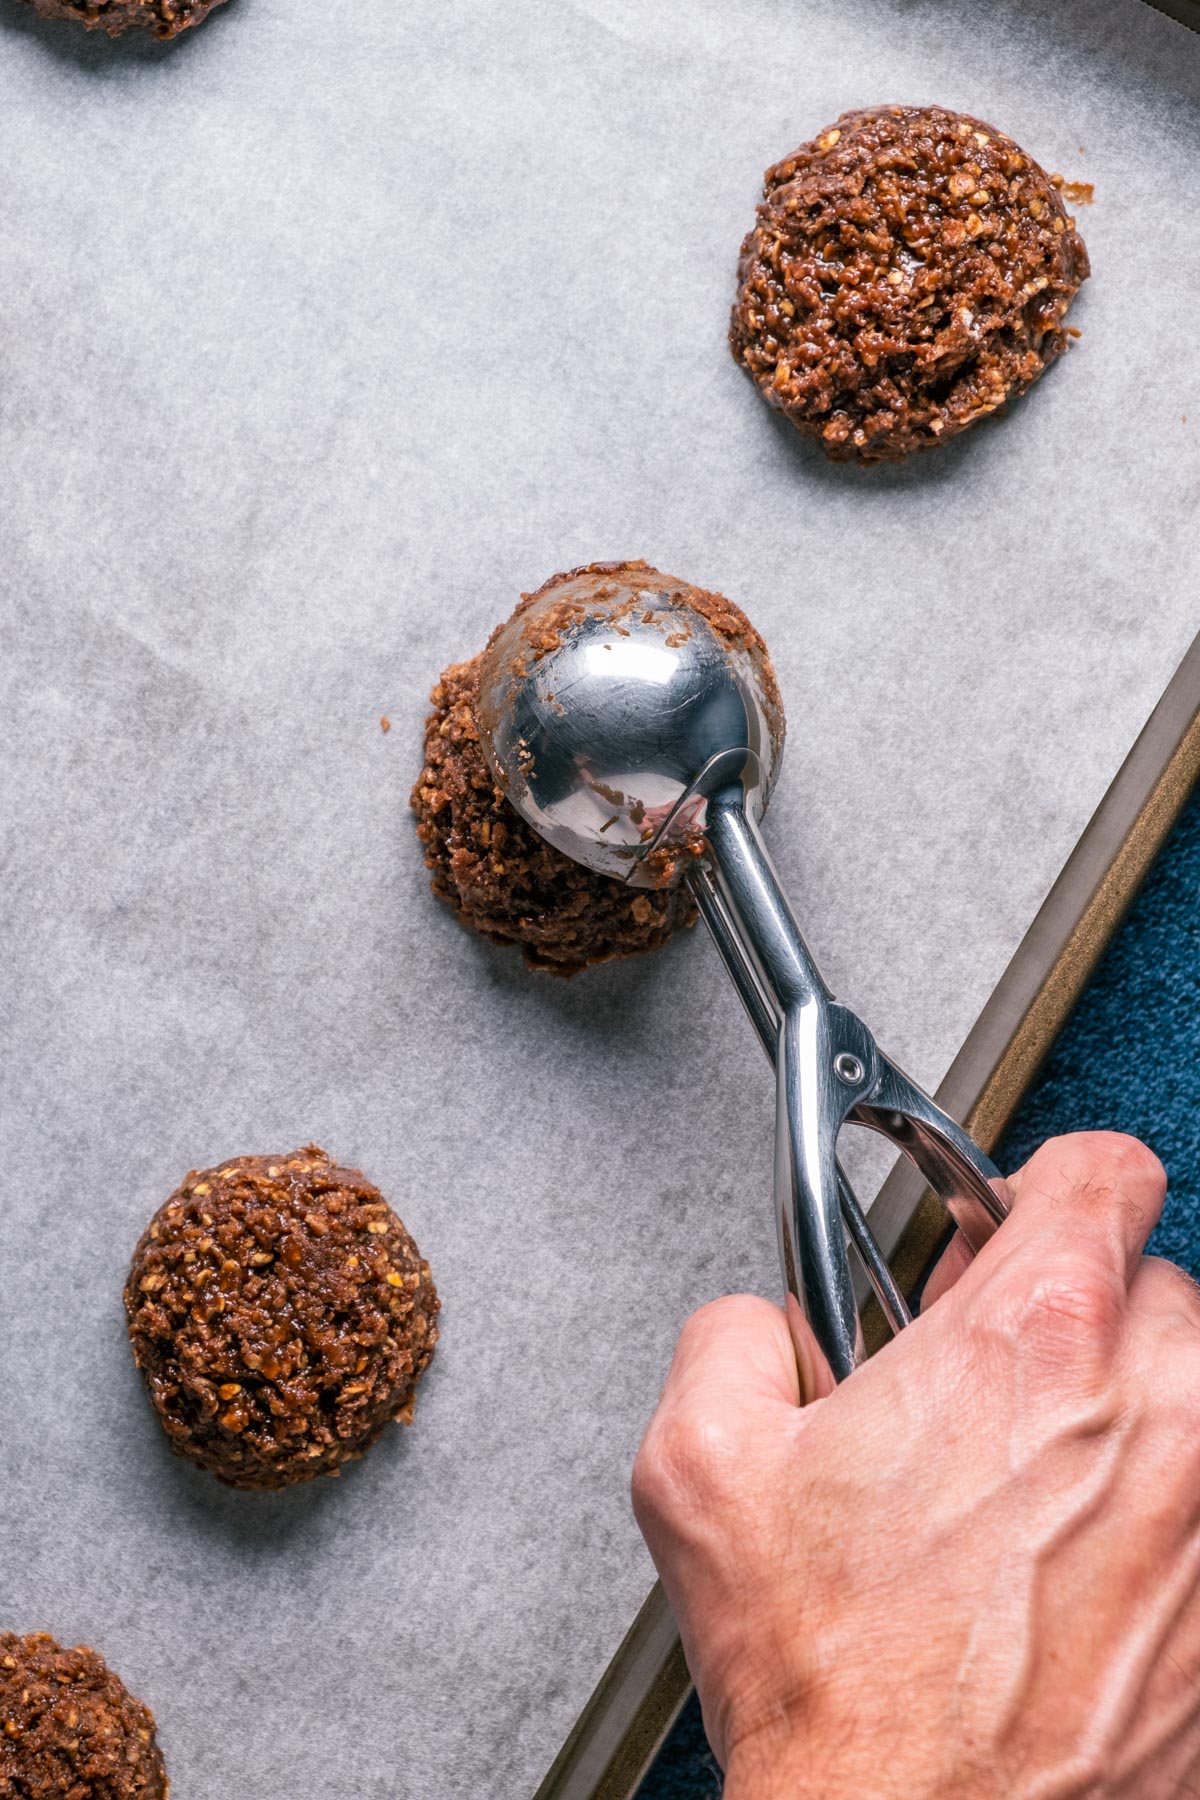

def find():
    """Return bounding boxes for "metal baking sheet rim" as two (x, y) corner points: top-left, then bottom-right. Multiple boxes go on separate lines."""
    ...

(535, 616), (1200, 1800)
(1144, 0), (1200, 29)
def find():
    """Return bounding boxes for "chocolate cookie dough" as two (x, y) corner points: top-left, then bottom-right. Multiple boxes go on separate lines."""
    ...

(412, 561), (775, 975)
(125, 1148), (439, 1490)
(19, 0), (225, 36)
(0, 1633), (168, 1799)
(730, 105), (1089, 463)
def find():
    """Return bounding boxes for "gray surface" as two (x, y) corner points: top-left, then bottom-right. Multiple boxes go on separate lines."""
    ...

(1, 0), (1198, 1794)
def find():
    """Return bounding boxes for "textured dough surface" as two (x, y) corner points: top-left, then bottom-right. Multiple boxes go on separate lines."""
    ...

(413, 561), (771, 974)
(125, 1147), (439, 1490)
(0, 1633), (168, 1799)
(730, 104), (1089, 463)
(19, 0), (226, 36)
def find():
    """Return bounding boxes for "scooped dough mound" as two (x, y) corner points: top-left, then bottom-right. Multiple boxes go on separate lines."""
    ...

(411, 560), (779, 975)
(411, 657), (692, 975)
(19, 0), (226, 35)
(0, 1633), (168, 1799)
(124, 1148), (439, 1490)
(730, 104), (1089, 463)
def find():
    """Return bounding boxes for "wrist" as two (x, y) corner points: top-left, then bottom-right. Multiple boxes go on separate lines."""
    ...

(722, 1728), (825, 1800)
(721, 1716), (900, 1800)
(723, 1726), (955, 1800)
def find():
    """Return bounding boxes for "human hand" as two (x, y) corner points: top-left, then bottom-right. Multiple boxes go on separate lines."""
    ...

(632, 1132), (1199, 1798)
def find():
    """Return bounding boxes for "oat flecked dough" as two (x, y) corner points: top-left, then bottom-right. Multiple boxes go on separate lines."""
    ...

(18, 0), (226, 34)
(125, 1148), (439, 1490)
(411, 559), (782, 975)
(730, 104), (1089, 463)
(0, 1633), (169, 1799)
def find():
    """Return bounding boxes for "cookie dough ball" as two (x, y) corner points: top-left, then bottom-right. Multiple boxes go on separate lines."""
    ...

(19, 0), (225, 34)
(412, 561), (775, 974)
(0, 1633), (168, 1799)
(730, 105), (1089, 463)
(125, 1148), (439, 1490)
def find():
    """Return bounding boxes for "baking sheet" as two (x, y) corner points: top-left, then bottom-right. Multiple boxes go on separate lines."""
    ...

(1, 1), (1198, 1795)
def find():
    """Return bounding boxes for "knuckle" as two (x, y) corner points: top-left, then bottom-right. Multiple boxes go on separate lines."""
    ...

(1168, 1268), (1200, 1319)
(631, 1408), (740, 1530)
(629, 1435), (668, 1528)
(634, 1293), (778, 1532)
(1021, 1267), (1129, 1339)
(1001, 1253), (1125, 1348)
(1141, 1255), (1200, 1312)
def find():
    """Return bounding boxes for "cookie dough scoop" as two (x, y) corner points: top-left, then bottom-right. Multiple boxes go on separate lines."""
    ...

(478, 566), (1008, 1383)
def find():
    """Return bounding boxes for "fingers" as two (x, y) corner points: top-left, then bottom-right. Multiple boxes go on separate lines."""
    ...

(632, 1294), (801, 1553)
(654, 1293), (802, 1422)
(974, 1132), (1166, 1290)
(1128, 1257), (1200, 1333)
(922, 1172), (1026, 1311)
(920, 1229), (975, 1312)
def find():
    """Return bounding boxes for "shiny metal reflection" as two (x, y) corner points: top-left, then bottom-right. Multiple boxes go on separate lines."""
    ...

(478, 569), (1007, 1385)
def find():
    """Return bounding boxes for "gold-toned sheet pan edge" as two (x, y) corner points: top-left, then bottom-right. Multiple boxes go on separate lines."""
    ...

(882, 627), (1200, 1302)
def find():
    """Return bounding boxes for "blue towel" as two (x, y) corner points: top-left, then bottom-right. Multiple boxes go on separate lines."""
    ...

(639, 784), (1200, 1798)
(999, 785), (1200, 1263)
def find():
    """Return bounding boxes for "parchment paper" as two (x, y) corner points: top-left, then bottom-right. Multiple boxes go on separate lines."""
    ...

(2, 1), (1198, 1794)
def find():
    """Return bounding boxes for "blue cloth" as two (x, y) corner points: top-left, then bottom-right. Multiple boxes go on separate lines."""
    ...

(998, 785), (1200, 1262)
(638, 785), (1200, 1798)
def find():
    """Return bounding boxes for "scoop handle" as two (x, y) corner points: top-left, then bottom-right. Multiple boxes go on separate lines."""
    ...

(687, 861), (910, 1338)
(692, 789), (864, 1384)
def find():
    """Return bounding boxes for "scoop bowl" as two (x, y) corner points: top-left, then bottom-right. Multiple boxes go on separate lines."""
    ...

(476, 564), (782, 888)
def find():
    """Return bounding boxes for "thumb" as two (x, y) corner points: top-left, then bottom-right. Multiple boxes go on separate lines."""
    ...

(655, 1293), (807, 1423)
(633, 1295), (822, 1574)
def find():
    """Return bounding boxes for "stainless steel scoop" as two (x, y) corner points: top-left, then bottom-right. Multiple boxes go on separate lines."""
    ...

(478, 566), (1008, 1383)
